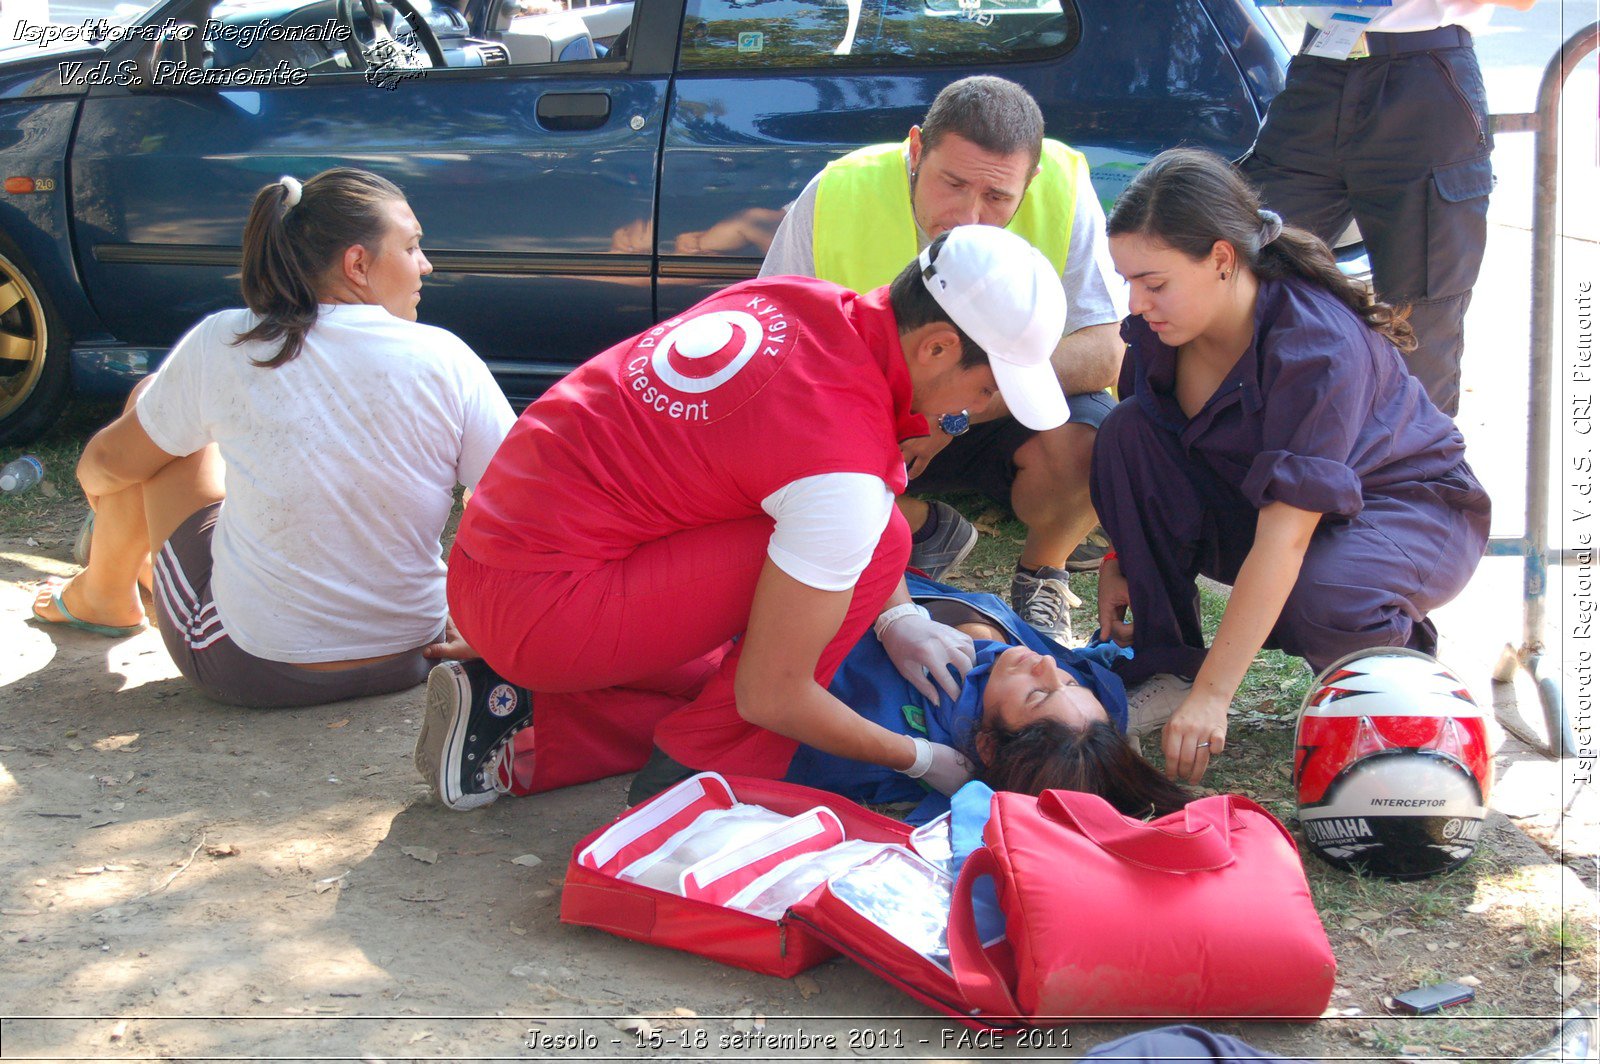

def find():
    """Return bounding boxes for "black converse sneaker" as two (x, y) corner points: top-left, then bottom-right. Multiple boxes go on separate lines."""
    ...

(414, 660), (531, 811)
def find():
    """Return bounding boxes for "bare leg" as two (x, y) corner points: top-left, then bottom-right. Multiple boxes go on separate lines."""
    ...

(1012, 422), (1098, 570)
(895, 495), (929, 533)
(32, 379), (224, 628)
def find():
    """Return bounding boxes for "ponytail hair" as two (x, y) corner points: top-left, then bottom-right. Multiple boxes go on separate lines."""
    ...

(977, 717), (1193, 819)
(1107, 148), (1415, 352)
(234, 167), (406, 367)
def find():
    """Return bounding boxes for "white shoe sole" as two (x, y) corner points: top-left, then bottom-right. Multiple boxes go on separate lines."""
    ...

(416, 663), (497, 811)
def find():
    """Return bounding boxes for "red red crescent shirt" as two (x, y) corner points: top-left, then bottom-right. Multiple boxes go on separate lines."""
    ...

(457, 278), (925, 572)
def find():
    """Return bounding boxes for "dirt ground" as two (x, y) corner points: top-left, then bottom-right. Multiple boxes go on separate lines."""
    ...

(1, 528), (1596, 1064)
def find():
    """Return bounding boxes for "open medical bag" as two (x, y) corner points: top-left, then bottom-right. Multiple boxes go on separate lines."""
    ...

(561, 774), (1334, 1026)
(560, 772), (1012, 1026)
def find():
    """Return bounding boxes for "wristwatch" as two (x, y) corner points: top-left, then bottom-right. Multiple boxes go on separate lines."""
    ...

(939, 411), (970, 436)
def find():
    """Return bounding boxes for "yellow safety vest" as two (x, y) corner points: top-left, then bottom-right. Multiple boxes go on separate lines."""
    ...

(811, 138), (1082, 293)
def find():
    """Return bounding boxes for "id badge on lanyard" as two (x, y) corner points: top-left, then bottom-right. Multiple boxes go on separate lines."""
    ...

(1254, 1), (1392, 59)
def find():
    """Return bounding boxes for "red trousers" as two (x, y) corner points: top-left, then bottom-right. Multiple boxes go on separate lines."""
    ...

(448, 511), (911, 793)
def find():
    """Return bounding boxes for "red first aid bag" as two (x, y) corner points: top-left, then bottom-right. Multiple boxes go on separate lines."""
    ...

(561, 773), (1014, 1026)
(948, 790), (1337, 1022)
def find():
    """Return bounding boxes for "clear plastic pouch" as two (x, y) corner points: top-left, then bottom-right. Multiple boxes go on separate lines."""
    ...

(728, 839), (899, 920)
(827, 848), (957, 974)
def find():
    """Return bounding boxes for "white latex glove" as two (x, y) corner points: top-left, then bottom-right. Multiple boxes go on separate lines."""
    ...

(899, 737), (977, 796)
(878, 610), (976, 702)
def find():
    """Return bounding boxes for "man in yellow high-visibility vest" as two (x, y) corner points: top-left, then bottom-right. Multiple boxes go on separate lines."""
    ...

(761, 76), (1126, 643)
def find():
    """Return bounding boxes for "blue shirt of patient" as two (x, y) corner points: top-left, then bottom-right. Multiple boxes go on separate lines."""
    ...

(787, 575), (1128, 823)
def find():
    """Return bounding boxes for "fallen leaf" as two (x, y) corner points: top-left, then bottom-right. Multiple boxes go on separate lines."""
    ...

(510, 965), (537, 978)
(1440, 1045), (1467, 1054)
(509, 923), (527, 937)
(1387, 927), (1416, 938)
(1464, 900), (1493, 914)
(1426, 943), (1440, 952)
(408, 1032), (432, 1044)
(76, 866), (107, 876)
(326, 719), (350, 730)
(1558, 973), (1583, 999)
(401, 846), (439, 865)
(511, 854), (543, 867)
(66, 741), (85, 752)
(313, 881), (339, 895)
(1456, 975), (1481, 987)
(673, 1007), (697, 1018)
(1400, 1045), (1430, 1056)
(615, 1017), (656, 1038)
(1351, 910), (1383, 921)
(795, 975), (820, 1000)
(205, 843), (240, 858)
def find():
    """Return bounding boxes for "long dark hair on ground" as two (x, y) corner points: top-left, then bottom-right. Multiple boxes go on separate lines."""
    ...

(1107, 147), (1415, 352)
(234, 168), (406, 367)
(977, 718), (1192, 819)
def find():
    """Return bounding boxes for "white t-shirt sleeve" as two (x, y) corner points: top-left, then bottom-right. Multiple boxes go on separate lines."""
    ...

(1060, 163), (1129, 335)
(452, 344), (516, 489)
(758, 174), (823, 279)
(760, 472), (894, 591)
(135, 314), (224, 458)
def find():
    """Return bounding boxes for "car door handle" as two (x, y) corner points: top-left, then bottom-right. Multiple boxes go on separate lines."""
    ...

(536, 92), (611, 131)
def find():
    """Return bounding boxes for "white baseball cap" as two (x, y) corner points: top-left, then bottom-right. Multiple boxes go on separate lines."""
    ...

(917, 225), (1069, 431)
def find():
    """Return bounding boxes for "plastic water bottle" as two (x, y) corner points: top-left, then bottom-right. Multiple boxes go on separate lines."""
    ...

(0, 455), (44, 494)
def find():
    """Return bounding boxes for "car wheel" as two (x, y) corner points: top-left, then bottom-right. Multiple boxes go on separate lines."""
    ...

(0, 240), (70, 446)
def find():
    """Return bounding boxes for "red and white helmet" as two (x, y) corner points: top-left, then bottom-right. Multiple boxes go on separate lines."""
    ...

(1294, 647), (1493, 879)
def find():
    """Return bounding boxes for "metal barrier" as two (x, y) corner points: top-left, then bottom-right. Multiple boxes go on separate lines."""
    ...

(1486, 21), (1600, 759)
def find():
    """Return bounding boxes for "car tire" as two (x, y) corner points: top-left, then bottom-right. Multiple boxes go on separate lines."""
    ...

(0, 236), (70, 446)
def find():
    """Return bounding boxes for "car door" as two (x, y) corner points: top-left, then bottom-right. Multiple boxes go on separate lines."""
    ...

(67, 0), (686, 400)
(654, 0), (1282, 314)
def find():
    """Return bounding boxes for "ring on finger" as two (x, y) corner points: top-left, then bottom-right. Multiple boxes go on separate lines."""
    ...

(1196, 741), (1211, 750)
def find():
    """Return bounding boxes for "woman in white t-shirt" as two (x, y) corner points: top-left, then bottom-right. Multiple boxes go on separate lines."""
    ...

(30, 168), (514, 708)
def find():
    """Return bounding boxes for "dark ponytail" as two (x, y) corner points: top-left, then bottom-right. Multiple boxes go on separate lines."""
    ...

(234, 167), (406, 367)
(1107, 148), (1415, 352)
(977, 718), (1193, 819)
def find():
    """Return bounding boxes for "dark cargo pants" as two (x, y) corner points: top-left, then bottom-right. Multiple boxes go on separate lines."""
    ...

(1242, 25), (1495, 416)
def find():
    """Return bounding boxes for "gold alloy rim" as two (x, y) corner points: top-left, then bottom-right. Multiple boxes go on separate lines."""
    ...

(0, 256), (45, 424)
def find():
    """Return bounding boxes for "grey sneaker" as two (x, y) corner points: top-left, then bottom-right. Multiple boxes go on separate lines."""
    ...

(1125, 673), (1195, 737)
(1064, 525), (1111, 572)
(414, 660), (531, 811)
(909, 501), (979, 582)
(1011, 564), (1079, 644)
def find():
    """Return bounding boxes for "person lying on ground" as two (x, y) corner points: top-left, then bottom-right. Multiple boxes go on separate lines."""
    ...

(30, 168), (513, 708)
(453, 572), (1192, 821)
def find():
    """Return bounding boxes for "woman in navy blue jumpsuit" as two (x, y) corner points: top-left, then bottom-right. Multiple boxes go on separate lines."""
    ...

(1091, 149), (1490, 784)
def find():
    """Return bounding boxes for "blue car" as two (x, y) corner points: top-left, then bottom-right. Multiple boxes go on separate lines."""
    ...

(0, 0), (1288, 443)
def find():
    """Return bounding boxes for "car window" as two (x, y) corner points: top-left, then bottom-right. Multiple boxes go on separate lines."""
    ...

(679, 0), (1076, 70)
(195, 0), (635, 78)
(0, 0), (170, 56)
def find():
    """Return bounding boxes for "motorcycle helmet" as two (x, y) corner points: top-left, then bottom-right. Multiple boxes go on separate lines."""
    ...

(1294, 647), (1493, 879)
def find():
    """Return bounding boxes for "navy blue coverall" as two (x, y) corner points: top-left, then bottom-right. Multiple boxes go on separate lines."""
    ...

(1090, 276), (1491, 688)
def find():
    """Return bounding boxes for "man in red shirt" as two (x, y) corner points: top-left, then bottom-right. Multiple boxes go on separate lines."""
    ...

(415, 226), (1067, 810)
